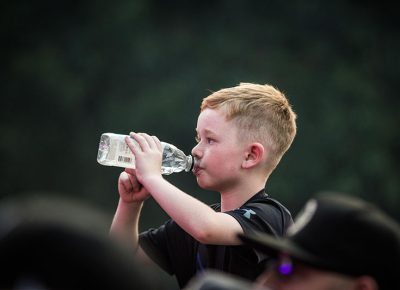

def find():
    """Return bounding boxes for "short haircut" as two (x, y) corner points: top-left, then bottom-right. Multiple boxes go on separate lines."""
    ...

(201, 83), (297, 172)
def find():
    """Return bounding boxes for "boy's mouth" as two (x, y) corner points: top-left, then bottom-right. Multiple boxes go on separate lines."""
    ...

(192, 165), (202, 175)
(191, 158), (201, 175)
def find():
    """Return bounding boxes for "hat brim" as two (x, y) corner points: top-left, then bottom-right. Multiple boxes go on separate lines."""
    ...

(238, 232), (321, 266)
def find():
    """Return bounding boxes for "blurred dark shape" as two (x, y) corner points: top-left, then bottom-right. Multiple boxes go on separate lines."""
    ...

(239, 192), (400, 290)
(184, 270), (268, 290)
(0, 195), (154, 290)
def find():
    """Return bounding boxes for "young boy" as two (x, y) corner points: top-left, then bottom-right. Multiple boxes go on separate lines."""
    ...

(110, 83), (297, 288)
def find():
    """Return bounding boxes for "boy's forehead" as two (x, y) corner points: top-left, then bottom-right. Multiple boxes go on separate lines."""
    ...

(196, 108), (229, 129)
(197, 107), (227, 122)
(196, 108), (239, 138)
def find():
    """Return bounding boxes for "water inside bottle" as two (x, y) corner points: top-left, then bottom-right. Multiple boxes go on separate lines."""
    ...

(161, 143), (193, 174)
(97, 134), (111, 163)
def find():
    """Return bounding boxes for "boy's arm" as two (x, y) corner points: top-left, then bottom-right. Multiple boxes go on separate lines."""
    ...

(110, 170), (147, 246)
(110, 170), (155, 265)
(127, 133), (243, 245)
(144, 176), (243, 245)
(110, 196), (143, 248)
(110, 198), (155, 264)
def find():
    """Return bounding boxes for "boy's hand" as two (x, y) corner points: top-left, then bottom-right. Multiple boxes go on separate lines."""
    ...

(118, 168), (150, 203)
(125, 132), (163, 185)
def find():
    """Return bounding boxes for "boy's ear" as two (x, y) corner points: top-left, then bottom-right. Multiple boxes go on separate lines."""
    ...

(242, 143), (265, 169)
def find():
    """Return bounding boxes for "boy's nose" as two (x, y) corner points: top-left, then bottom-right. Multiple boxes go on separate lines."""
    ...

(191, 143), (202, 159)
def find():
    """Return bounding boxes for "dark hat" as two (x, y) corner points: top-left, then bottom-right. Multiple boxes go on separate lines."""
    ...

(238, 193), (400, 290)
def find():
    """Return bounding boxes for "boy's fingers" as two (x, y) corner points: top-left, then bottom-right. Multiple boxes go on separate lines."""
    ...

(125, 135), (138, 153)
(119, 171), (129, 182)
(130, 132), (161, 151)
(138, 133), (161, 150)
(130, 177), (141, 192)
(152, 135), (162, 151)
(129, 132), (149, 151)
(126, 170), (142, 192)
(120, 171), (142, 193)
(125, 168), (136, 175)
(143, 134), (159, 149)
(138, 133), (155, 148)
(119, 172), (133, 191)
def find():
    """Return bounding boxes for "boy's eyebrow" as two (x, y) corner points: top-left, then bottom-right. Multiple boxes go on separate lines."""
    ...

(196, 129), (216, 136)
(205, 129), (216, 134)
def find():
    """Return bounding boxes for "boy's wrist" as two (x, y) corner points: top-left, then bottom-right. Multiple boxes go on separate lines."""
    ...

(141, 174), (165, 193)
(119, 197), (144, 209)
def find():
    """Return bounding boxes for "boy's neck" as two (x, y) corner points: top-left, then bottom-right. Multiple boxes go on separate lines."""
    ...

(219, 181), (267, 212)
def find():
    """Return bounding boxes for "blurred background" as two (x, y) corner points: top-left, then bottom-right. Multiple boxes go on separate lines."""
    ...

(1, 0), (399, 288)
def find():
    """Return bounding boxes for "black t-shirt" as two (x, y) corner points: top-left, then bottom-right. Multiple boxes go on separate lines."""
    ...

(139, 190), (293, 288)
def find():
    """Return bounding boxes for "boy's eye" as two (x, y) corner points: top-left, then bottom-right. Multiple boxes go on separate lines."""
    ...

(194, 136), (215, 144)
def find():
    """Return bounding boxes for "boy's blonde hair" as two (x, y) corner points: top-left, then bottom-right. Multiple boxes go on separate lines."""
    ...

(201, 83), (297, 172)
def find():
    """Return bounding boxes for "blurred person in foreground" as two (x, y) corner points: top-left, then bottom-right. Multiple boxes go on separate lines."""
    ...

(0, 195), (155, 290)
(110, 83), (297, 288)
(236, 192), (400, 290)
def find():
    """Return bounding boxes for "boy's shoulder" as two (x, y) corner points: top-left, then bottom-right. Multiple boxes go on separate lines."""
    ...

(211, 191), (289, 214)
(219, 191), (293, 236)
(243, 192), (291, 217)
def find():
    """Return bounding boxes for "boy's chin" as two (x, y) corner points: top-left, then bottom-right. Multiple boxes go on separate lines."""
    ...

(197, 180), (222, 193)
(196, 179), (213, 191)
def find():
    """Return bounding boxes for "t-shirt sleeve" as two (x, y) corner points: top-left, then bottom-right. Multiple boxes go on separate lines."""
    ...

(225, 201), (291, 263)
(139, 221), (174, 274)
(225, 201), (289, 237)
(139, 219), (197, 281)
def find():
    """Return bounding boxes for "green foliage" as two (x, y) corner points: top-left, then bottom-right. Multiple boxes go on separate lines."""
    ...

(1, 0), (399, 223)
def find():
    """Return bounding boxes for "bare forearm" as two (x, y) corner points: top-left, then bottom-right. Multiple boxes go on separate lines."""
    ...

(143, 176), (241, 245)
(110, 198), (143, 249)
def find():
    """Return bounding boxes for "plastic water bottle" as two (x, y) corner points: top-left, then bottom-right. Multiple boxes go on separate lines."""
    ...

(97, 133), (193, 175)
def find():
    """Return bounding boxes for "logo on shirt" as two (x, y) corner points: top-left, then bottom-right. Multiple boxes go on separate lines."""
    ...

(238, 208), (256, 219)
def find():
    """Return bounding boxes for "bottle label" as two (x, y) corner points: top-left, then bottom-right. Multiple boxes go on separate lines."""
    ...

(97, 133), (136, 168)
(114, 136), (136, 168)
